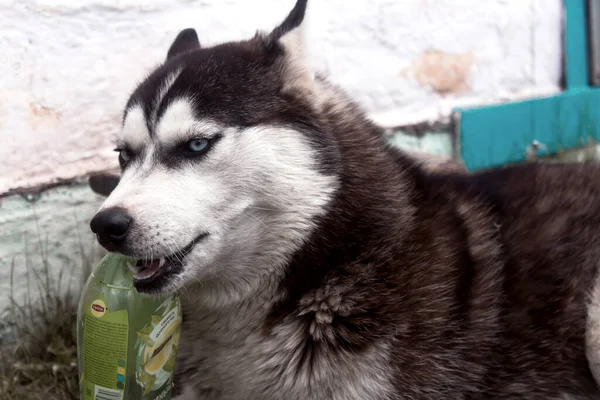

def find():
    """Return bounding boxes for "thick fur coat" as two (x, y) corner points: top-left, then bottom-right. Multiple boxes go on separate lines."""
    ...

(90, 1), (600, 398)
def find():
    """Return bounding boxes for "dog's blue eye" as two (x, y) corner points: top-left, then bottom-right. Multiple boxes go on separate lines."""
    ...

(119, 149), (131, 162)
(187, 138), (209, 152)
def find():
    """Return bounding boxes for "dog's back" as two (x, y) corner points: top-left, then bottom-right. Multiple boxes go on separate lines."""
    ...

(385, 161), (600, 398)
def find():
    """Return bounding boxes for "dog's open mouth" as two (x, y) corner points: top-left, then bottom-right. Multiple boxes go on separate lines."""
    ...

(127, 233), (208, 283)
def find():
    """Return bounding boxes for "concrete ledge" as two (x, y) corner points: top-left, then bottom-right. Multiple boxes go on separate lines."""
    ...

(0, 181), (105, 310)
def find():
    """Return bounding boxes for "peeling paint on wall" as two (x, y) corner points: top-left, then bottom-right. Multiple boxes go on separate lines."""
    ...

(412, 50), (474, 95)
(28, 102), (62, 129)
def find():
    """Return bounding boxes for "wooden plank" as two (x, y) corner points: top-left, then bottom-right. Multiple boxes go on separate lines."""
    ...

(588, 0), (600, 85)
(457, 88), (600, 171)
(564, 0), (589, 88)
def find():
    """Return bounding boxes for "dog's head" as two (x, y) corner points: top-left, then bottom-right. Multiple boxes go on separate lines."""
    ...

(90, 0), (338, 297)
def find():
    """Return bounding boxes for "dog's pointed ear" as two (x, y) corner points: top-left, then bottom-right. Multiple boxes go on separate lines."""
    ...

(269, 0), (313, 94)
(270, 0), (308, 42)
(89, 173), (120, 197)
(167, 28), (200, 60)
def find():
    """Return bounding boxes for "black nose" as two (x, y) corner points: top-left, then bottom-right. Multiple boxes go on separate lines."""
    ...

(90, 207), (133, 247)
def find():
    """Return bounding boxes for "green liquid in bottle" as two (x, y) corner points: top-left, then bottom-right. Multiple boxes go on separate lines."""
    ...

(77, 253), (181, 400)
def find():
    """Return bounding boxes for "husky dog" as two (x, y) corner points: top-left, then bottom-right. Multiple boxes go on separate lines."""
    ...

(90, 1), (600, 398)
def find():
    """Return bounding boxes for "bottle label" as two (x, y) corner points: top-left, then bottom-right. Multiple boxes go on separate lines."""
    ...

(82, 299), (129, 399)
(81, 294), (181, 400)
(134, 296), (182, 398)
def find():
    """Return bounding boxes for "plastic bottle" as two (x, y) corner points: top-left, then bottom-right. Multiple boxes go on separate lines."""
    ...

(77, 253), (182, 400)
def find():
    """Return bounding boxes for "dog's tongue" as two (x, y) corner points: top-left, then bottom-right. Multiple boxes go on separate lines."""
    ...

(134, 258), (165, 279)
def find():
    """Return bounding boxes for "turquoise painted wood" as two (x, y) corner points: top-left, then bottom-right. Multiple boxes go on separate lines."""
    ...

(458, 89), (600, 170)
(455, 0), (600, 171)
(564, 0), (589, 89)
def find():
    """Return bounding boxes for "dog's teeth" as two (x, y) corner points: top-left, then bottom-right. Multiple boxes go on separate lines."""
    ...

(127, 261), (140, 273)
(158, 258), (166, 268)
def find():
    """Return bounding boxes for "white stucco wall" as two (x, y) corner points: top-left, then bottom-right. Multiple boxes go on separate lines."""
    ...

(1, 0), (563, 193)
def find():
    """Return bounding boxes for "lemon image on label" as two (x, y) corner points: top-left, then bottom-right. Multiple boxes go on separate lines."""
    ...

(143, 333), (176, 374)
(134, 297), (182, 395)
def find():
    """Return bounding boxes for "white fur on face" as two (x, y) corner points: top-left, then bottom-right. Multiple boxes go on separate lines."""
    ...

(121, 106), (149, 150)
(121, 69), (182, 150)
(100, 96), (338, 300)
(155, 98), (221, 145)
(149, 69), (182, 127)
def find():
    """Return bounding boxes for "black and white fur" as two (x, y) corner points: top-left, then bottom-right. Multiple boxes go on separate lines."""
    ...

(90, 1), (600, 398)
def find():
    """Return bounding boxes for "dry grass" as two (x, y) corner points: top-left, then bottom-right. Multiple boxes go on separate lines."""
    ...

(0, 234), (102, 400)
